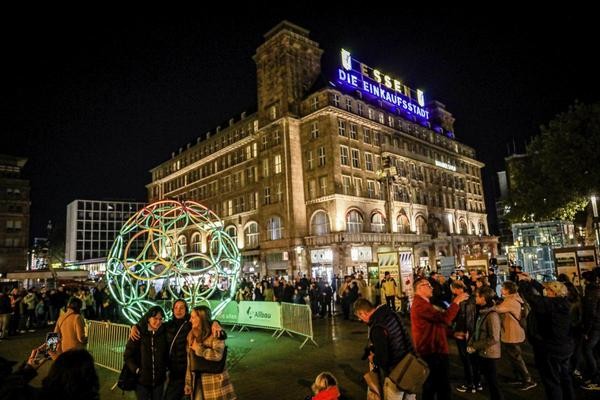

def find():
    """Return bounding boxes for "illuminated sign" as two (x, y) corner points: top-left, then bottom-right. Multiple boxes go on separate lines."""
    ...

(337, 49), (429, 120)
(435, 160), (457, 171)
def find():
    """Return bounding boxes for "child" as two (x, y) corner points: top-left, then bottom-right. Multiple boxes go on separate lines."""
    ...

(310, 372), (340, 400)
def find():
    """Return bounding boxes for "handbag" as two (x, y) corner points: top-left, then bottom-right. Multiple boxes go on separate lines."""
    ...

(388, 352), (430, 394)
(191, 346), (228, 374)
(117, 364), (137, 391)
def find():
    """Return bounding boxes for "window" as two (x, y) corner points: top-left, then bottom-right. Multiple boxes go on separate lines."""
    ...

(307, 150), (314, 169)
(319, 176), (328, 196)
(342, 175), (351, 195)
(346, 210), (363, 233)
(308, 180), (316, 199)
(368, 109), (374, 119)
(346, 98), (352, 111)
(275, 182), (283, 202)
(261, 135), (268, 150)
(272, 130), (281, 145)
(349, 124), (358, 140)
(338, 119), (346, 136)
(397, 214), (410, 233)
(311, 211), (330, 236)
(311, 121), (319, 139)
(225, 226), (237, 246)
(373, 132), (381, 146)
(371, 213), (385, 232)
(274, 154), (282, 174)
(365, 153), (373, 171)
(269, 105), (278, 120)
(388, 115), (394, 127)
(367, 180), (377, 198)
(333, 94), (340, 107)
(378, 113), (384, 124)
(311, 96), (319, 111)
(267, 216), (283, 240)
(318, 147), (326, 166)
(358, 103), (363, 115)
(364, 128), (372, 144)
(416, 216), (428, 234)
(351, 149), (360, 168)
(353, 177), (362, 197)
(244, 222), (259, 248)
(340, 146), (349, 166)
(263, 187), (271, 205)
(262, 158), (269, 178)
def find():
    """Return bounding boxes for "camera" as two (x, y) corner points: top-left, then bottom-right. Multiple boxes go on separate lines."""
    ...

(45, 332), (60, 353)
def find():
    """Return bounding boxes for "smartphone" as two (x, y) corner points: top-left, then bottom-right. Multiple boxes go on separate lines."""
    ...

(46, 332), (60, 352)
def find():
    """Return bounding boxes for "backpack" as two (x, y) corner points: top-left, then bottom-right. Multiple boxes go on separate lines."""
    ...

(512, 299), (530, 331)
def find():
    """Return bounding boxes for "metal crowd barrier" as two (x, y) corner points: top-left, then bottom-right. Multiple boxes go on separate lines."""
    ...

(87, 320), (131, 372)
(277, 303), (318, 349)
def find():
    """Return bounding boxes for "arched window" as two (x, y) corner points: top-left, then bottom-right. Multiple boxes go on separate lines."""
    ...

(479, 221), (486, 235)
(470, 222), (476, 235)
(176, 235), (187, 256)
(244, 222), (259, 248)
(459, 220), (468, 235)
(346, 210), (363, 233)
(397, 213), (410, 233)
(415, 215), (428, 235)
(310, 211), (330, 236)
(267, 216), (283, 240)
(371, 213), (385, 233)
(191, 233), (201, 253)
(225, 225), (237, 246)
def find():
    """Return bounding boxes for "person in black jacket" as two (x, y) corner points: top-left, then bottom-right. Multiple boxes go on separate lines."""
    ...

(580, 269), (600, 390)
(450, 280), (481, 393)
(354, 298), (416, 399)
(124, 305), (169, 400)
(518, 273), (575, 400)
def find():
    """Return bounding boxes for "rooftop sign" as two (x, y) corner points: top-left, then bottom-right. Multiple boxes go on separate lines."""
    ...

(337, 49), (429, 120)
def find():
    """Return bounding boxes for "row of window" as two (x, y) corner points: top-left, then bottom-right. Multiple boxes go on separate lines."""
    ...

(75, 202), (142, 212)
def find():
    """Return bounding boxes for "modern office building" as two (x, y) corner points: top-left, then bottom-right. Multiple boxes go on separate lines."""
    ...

(0, 154), (30, 274)
(147, 21), (497, 278)
(65, 199), (146, 271)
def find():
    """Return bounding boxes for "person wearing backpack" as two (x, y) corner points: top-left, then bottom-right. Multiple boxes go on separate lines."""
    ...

(493, 281), (536, 391)
(518, 274), (574, 400)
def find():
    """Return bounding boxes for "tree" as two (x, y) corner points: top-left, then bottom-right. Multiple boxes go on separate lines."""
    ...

(507, 101), (600, 223)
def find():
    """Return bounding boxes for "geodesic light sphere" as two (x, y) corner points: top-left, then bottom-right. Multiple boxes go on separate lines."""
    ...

(106, 200), (240, 324)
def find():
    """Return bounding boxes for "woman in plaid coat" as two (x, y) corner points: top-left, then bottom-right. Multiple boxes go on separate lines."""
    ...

(185, 306), (236, 400)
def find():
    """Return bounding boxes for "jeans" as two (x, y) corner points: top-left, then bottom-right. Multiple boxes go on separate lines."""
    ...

(385, 296), (396, 311)
(478, 357), (503, 400)
(582, 329), (600, 382)
(456, 339), (480, 386)
(421, 354), (450, 400)
(164, 376), (185, 400)
(503, 342), (532, 382)
(532, 346), (575, 400)
(0, 314), (10, 338)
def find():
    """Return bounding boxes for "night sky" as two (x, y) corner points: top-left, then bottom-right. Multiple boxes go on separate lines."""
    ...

(4, 11), (598, 240)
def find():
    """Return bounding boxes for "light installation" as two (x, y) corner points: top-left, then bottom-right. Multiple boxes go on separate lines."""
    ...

(106, 200), (240, 324)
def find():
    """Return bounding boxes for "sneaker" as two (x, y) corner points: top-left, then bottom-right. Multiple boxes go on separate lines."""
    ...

(519, 381), (537, 391)
(581, 382), (600, 391)
(475, 383), (483, 392)
(456, 384), (476, 393)
(27, 329), (35, 333)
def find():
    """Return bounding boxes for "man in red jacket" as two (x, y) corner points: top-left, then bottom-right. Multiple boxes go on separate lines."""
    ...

(411, 277), (468, 400)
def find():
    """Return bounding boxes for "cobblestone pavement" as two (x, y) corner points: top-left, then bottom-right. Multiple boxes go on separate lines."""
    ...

(0, 314), (595, 399)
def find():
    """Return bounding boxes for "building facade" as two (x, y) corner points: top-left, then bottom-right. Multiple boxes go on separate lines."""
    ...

(0, 154), (30, 274)
(147, 21), (497, 279)
(65, 199), (146, 267)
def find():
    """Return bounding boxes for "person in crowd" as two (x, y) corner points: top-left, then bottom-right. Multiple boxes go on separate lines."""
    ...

(307, 372), (340, 400)
(450, 280), (482, 394)
(380, 271), (398, 311)
(518, 273), (575, 399)
(488, 268), (498, 295)
(580, 269), (600, 390)
(0, 289), (11, 340)
(54, 297), (87, 353)
(411, 277), (468, 400)
(262, 281), (274, 302)
(320, 281), (334, 318)
(467, 286), (503, 400)
(185, 305), (236, 400)
(493, 281), (536, 390)
(0, 348), (99, 400)
(124, 305), (169, 400)
(557, 273), (584, 381)
(355, 298), (416, 399)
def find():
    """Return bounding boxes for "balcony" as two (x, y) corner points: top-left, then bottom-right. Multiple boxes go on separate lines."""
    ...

(304, 232), (431, 247)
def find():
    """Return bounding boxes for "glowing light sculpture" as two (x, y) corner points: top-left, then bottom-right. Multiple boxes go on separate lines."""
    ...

(106, 200), (240, 324)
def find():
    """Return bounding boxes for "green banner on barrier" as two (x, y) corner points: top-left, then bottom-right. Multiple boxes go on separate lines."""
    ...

(209, 300), (239, 324)
(237, 301), (281, 329)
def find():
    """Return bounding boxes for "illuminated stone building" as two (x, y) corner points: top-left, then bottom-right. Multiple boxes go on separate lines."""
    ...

(147, 21), (497, 278)
(0, 154), (30, 274)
